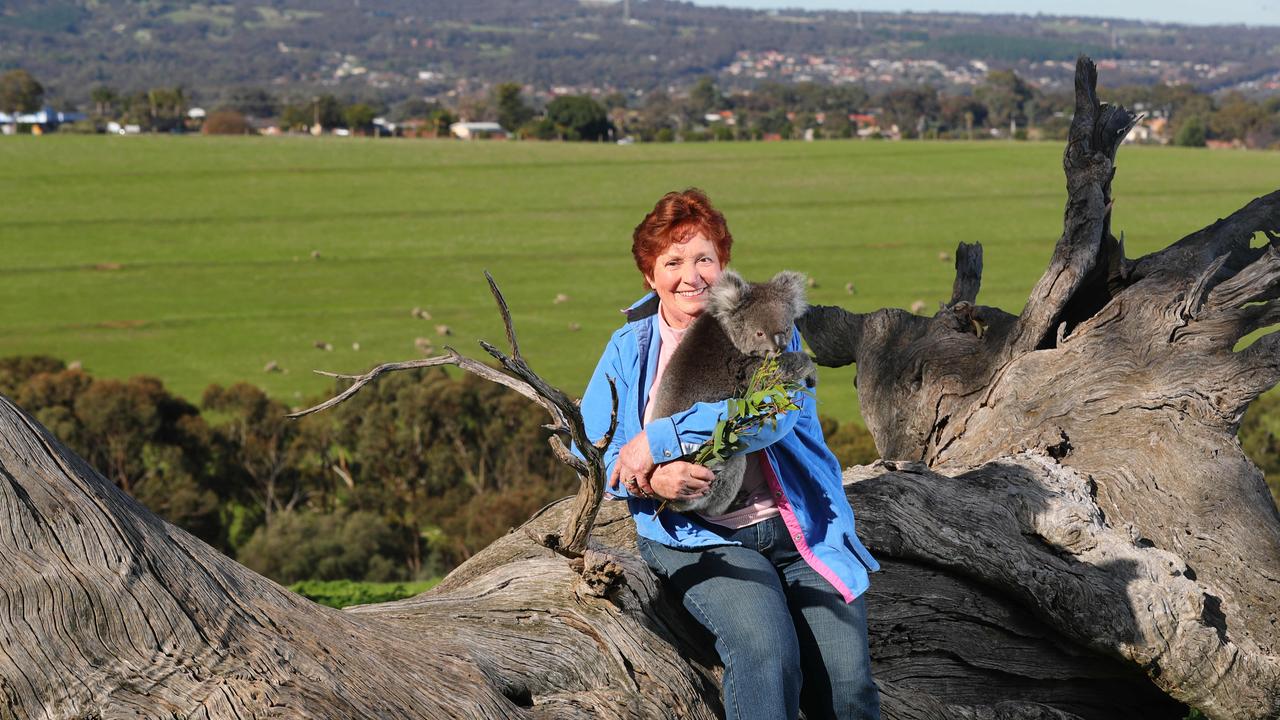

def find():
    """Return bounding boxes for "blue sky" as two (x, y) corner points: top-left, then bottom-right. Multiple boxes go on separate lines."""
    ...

(687, 0), (1278, 26)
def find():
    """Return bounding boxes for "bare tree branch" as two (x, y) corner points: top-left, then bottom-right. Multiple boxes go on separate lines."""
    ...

(288, 274), (618, 562)
(1004, 57), (1139, 358)
(287, 350), (551, 419)
(1206, 244), (1280, 310)
(594, 376), (620, 452)
(948, 241), (983, 307)
(1131, 190), (1280, 281)
(485, 269), (524, 363)
(1234, 330), (1280, 405)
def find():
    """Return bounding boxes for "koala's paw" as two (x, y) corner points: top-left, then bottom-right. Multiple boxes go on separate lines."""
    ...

(777, 351), (817, 386)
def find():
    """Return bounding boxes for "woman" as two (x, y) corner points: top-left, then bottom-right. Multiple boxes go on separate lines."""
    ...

(579, 188), (881, 720)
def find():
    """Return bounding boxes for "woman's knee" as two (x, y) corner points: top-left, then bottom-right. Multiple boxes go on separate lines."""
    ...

(708, 609), (802, 683)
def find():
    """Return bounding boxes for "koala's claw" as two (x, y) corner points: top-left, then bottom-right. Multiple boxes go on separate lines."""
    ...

(777, 351), (816, 384)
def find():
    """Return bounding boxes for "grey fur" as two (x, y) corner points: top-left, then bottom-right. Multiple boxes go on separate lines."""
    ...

(650, 269), (816, 515)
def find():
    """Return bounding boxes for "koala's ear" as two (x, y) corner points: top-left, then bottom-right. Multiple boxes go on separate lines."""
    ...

(709, 269), (748, 317)
(771, 270), (808, 319)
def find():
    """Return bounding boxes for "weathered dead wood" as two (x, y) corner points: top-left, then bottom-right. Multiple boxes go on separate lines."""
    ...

(797, 56), (1280, 718)
(3, 55), (1279, 720)
(0, 393), (719, 718)
(0, 392), (1181, 719)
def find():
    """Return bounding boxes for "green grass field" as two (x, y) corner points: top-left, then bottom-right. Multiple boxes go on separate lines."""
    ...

(1, 136), (1277, 424)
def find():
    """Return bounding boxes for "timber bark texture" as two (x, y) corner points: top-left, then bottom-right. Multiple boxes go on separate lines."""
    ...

(3, 58), (1279, 719)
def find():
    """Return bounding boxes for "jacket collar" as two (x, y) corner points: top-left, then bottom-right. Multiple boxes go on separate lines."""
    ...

(622, 292), (659, 323)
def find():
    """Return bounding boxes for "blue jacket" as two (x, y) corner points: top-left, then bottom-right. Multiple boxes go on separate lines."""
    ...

(578, 292), (880, 602)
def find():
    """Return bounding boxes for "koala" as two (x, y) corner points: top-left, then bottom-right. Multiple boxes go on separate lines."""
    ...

(649, 269), (815, 516)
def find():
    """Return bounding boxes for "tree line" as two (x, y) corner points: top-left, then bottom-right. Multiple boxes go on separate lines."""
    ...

(8, 65), (1279, 149)
(0, 356), (574, 583)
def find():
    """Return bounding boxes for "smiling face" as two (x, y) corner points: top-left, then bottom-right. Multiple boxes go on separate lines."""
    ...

(645, 231), (724, 330)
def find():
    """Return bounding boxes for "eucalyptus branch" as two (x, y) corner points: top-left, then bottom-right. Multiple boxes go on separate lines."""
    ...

(657, 358), (808, 514)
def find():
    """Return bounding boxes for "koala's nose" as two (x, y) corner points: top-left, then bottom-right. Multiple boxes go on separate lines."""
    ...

(772, 331), (789, 349)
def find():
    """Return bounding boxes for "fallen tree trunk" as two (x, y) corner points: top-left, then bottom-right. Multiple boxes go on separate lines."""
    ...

(2, 57), (1279, 719)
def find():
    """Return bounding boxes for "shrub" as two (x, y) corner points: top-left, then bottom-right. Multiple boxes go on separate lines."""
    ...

(132, 442), (222, 543)
(544, 95), (611, 141)
(56, 120), (100, 134)
(203, 110), (254, 135)
(1175, 116), (1207, 147)
(237, 509), (408, 584)
(1240, 393), (1280, 506)
(520, 117), (557, 140)
(11, 367), (225, 547)
(0, 354), (65, 396)
(820, 416), (880, 467)
(289, 579), (439, 609)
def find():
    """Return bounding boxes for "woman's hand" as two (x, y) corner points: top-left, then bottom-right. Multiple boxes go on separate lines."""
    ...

(649, 462), (715, 501)
(609, 431), (658, 497)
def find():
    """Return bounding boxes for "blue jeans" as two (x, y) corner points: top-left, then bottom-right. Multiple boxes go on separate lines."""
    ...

(638, 515), (880, 720)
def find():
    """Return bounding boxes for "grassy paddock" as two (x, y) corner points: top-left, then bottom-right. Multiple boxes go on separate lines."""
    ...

(1, 136), (1277, 424)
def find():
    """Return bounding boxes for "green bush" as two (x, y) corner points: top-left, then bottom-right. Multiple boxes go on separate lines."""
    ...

(1175, 116), (1207, 147)
(544, 95), (611, 141)
(10, 362), (226, 548)
(289, 579), (439, 609)
(0, 355), (65, 396)
(203, 110), (254, 135)
(237, 509), (407, 584)
(1240, 393), (1280, 506)
(820, 416), (879, 467)
(1, 355), (575, 580)
(56, 120), (100, 134)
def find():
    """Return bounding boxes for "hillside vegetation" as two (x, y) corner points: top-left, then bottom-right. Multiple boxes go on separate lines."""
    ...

(2, 0), (1276, 103)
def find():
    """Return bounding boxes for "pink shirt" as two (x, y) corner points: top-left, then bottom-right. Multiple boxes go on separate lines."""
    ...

(645, 306), (780, 529)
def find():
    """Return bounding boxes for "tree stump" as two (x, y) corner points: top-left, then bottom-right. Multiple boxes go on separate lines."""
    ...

(2, 57), (1279, 719)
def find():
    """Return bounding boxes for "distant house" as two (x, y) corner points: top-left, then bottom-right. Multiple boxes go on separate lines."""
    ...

(0, 106), (87, 134)
(399, 118), (436, 138)
(851, 113), (884, 138)
(449, 121), (508, 140)
(106, 121), (142, 135)
(1124, 116), (1169, 145)
(247, 116), (282, 136)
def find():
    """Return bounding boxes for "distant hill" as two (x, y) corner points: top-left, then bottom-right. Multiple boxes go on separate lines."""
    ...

(3, 0), (1278, 108)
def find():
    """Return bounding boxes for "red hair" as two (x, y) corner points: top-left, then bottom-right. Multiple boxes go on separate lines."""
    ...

(631, 188), (733, 282)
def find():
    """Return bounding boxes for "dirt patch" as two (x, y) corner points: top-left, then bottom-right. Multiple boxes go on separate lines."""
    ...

(98, 319), (146, 329)
(91, 262), (124, 271)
